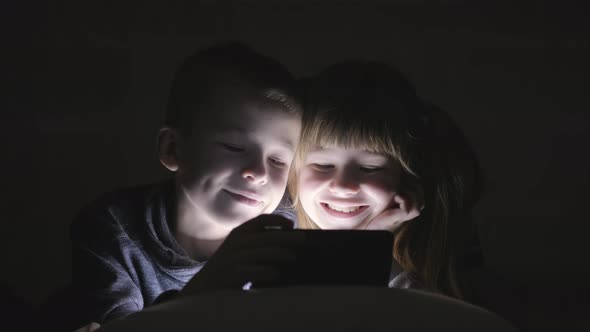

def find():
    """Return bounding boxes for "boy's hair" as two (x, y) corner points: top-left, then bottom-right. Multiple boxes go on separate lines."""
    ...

(165, 42), (301, 136)
(288, 61), (483, 298)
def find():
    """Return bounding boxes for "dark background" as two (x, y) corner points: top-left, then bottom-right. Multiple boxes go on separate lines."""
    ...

(2, 0), (589, 330)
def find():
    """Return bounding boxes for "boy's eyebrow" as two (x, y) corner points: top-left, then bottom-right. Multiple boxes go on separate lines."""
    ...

(215, 126), (247, 134)
(276, 139), (295, 151)
(215, 126), (295, 151)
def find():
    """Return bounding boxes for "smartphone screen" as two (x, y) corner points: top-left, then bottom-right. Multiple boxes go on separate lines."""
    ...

(263, 229), (394, 288)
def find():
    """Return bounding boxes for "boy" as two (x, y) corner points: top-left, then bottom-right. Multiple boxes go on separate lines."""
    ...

(44, 42), (303, 331)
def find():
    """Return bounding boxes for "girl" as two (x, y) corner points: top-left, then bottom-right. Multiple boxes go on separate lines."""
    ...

(288, 61), (482, 299)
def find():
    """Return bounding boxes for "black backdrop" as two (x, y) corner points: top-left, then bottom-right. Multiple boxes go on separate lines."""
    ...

(2, 0), (589, 330)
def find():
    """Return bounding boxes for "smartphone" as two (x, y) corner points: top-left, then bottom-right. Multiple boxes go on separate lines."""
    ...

(263, 229), (394, 288)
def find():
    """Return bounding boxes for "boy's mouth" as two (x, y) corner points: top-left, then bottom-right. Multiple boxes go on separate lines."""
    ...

(320, 202), (368, 218)
(224, 189), (263, 207)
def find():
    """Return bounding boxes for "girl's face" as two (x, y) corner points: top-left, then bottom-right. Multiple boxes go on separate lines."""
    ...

(298, 146), (403, 230)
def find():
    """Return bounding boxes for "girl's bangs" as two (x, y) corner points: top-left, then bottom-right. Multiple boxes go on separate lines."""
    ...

(296, 109), (419, 179)
(301, 111), (398, 158)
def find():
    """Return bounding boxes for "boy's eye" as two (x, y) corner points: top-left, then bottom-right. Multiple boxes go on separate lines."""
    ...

(269, 157), (286, 167)
(360, 166), (385, 173)
(219, 143), (245, 152)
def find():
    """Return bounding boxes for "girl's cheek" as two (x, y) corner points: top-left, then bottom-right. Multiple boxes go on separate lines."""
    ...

(299, 168), (331, 192)
(365, 175), (400, 194)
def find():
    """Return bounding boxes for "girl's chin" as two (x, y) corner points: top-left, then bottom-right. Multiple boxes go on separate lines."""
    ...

(313, 216), (368, 230)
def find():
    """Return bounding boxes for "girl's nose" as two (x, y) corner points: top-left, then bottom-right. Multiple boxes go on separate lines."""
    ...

(328, 170), (360, 196)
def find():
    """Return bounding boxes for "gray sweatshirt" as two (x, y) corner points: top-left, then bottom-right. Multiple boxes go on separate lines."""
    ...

(65, 179), (417, 328)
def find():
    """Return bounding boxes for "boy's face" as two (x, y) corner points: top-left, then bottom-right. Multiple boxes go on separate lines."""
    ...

(176, 85), (301, 230)
(298, 146), (402, 230)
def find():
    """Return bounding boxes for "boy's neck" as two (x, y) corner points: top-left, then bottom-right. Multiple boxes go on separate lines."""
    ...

(173, 187), (233, 262)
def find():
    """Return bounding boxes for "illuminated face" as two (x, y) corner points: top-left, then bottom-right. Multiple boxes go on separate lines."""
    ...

(177, 88), (301, 231)
(298, 146), (402, 230)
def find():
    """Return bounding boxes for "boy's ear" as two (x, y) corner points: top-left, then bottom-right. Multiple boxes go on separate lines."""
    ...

(157, 127), (182, 172)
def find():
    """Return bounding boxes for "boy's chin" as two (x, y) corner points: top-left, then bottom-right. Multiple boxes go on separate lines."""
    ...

(212, 208), (262, 227)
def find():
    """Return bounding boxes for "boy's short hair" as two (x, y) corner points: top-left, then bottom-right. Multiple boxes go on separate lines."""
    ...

(165, 42), (301, 136)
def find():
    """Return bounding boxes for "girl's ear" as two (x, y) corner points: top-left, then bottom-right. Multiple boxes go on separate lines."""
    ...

(157, 127), (182, 172)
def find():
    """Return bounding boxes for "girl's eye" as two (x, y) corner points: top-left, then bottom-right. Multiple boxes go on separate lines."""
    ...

(312, 163), (334, 171)
(269, 157), (286, 167)
(360, 166), (385, 173)
(220, 143), (244, 152)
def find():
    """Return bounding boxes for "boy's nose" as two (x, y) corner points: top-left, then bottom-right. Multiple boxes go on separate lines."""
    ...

(328, 171), (360, 196)
(241, 161), (268, 185)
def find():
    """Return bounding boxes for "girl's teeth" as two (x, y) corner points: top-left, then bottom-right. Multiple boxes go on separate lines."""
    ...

(327, 204), (360, 213)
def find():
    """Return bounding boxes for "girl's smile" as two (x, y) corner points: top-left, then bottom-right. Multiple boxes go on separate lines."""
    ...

(298, 146), (402, 230)
(320, 202), (369, 218)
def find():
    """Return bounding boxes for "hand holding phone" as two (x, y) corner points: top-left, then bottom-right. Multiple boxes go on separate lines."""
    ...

(180, 215), (304, 295)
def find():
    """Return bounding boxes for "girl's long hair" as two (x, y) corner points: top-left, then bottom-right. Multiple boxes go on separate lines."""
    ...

(288, 62), (482, 298)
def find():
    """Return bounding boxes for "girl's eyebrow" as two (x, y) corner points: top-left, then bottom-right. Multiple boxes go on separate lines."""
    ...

(306, 148), (331, 156)
(306, 145), (329, 153)
(359, 152), (389, 160)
